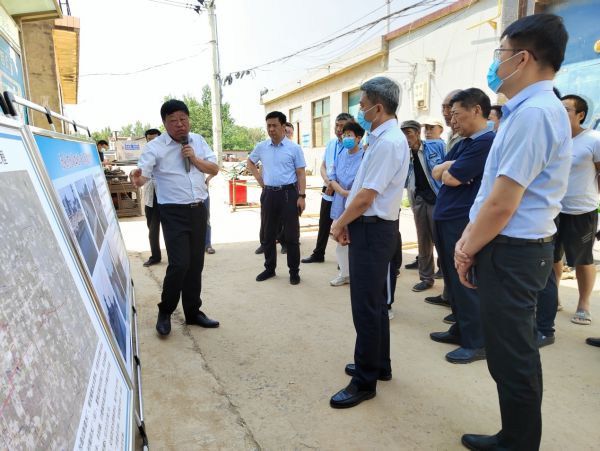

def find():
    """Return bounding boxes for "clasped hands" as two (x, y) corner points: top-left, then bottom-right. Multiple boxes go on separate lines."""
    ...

(454, 237), (476, 289)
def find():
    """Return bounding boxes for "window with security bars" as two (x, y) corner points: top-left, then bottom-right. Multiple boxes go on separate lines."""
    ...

(312, 97), (330, 147)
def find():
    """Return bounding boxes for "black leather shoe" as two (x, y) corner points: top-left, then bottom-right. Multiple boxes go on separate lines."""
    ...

(143, 258), (161, 267)
(537, 331), (555, 348)
(461, 433), (499, 450)
(290, 273), (300, 285)
(255, 245), (265, 254)
(345, 363), (391, 381)
(330, 384), (376, 409)
(185, 311), (219, 328)
(446, 347), (486, 364)
(430, 331), (461, 345)
(301, 254), (324, 263)
(443, 313), (456, 324)
(434, 269), (443, 279)
(156, 312), (171, 336)
(256, 269), (276, 281)
(404, 258), (418, 269)
(425, 294), (451, 308)
(586, 337), (600, 347)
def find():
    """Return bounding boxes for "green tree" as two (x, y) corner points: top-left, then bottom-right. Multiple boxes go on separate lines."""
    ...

(118, 121), (152, 138)
(91, 126), (112, 143)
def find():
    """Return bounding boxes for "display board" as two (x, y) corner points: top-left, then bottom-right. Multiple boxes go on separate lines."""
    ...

(31, 130), (134, 376)
(0, 118), (132, 449)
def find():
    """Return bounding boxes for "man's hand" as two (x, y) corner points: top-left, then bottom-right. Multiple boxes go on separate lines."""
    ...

(325, 184), (334, 196)
(297, 196), (306, 216)
(130, 168), (145, 187)
(182, 144), (195, 161)
(331, 220), (350, 246)
(455, 236), (476, 288)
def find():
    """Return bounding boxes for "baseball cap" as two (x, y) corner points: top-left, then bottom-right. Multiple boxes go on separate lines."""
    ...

(421, 117), (444, 127)
(400, 120), (421, 131)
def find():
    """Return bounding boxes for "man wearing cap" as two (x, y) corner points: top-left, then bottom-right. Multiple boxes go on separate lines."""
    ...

(402, 120), (445, 292)
(422, 117), (445, 141)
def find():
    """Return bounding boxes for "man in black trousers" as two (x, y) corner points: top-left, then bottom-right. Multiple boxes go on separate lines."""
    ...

(455, 14), (570, 450)
(302, 113), (353, 264)
(141, 128), (162, 267)
(131, 99), (220, 336)
(247, 111), (307, 285)
(330, 76), (409, 408)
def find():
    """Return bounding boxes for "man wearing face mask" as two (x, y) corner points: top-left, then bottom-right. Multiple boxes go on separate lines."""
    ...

(131, 99), (220, 336)
(454, 14), (570, 451)
(329, 77), (409, 409)
(302, 113), (353, 264)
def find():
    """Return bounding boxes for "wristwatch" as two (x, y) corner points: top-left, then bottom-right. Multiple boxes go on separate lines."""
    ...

(298, 193), (306, 198)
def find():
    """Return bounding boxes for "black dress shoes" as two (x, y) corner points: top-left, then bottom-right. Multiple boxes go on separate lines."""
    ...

(344, 363), (392, 381)
(143, 258), (161, 267)
(461, 433), (499, 450)
(430, 331), (461, 345)
(255, 245), (265, 254)
(185, 311), (220, 328)
(156, 312), (171, 336)
(586, 337), (600, 347)
(290, 273), (300, 285)
(301, 254), (324, 263)
(425, 294), (451, 308)
(330, 383), (376, 409)
(256, 269), (276, 281)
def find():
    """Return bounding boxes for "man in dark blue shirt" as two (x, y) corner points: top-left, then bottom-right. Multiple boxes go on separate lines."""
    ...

(429, 88), (494, 364)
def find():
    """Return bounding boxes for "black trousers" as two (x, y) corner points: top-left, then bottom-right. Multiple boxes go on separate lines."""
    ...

(387, 223), (402, 307)
(476, 239), (553, 451)
(259, 205), (285, 245)
(536, 269), (558, 337)
(158, 203), (207, 319)
(311, 193), (332, 259)
(261, 188), (300, 273)
(145, 193), (162, 262)
(348, 219), (397, 390)
(435, 218), (484, 349)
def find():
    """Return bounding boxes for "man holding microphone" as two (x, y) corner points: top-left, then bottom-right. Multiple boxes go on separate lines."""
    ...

(131, 99), (220, 336)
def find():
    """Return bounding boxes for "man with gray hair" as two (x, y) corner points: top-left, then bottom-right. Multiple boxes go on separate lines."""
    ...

(330, 76), (410, 408)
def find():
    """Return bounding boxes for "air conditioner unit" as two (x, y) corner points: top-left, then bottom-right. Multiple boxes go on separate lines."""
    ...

(413, 80), (429, 111)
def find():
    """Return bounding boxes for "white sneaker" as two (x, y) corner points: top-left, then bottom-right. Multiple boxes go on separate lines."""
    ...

(388, 308), (395, 320)
(330, 276), (350, 286)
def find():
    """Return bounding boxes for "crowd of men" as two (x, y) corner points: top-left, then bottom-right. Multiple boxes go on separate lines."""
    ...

(126, 12), (599, 451)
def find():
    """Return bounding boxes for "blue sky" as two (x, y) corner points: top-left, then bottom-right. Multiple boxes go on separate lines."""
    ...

(65, 0), (450, 132)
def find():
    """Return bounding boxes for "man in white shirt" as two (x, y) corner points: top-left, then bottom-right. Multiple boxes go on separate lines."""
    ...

(142, 128), (162, 267)
(330, 76), (409, 409)
(131, 99), (220, 336)
(554, 94), (600, 326)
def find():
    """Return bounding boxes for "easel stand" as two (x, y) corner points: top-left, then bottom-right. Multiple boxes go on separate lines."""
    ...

(2, 90), (149, 450)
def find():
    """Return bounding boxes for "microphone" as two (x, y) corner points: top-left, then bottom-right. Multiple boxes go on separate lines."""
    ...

(180, 136), (191, 172)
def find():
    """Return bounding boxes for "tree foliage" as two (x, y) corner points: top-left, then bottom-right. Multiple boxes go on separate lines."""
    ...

(91, 126), (112, 143)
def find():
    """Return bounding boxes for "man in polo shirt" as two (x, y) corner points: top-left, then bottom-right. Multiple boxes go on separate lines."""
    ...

(302, 113), (353, 264)
(455, 14), (570, 450)
(329, 76), (409, 409)
(553, 94), (600, 326)
(429, 88), (494, 364)
(131, 99), (220, 336)
(247, 111), (307, 285)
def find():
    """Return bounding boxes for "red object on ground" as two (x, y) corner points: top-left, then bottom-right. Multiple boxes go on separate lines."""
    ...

(228, 179), (247, 205)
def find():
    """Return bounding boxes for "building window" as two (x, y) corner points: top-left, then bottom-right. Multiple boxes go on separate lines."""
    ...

(289, 106), (302, 145)
(347, 89), (361, 119)
(312, 97), (330, 147)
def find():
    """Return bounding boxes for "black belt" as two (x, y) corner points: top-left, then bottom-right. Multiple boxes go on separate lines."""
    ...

(264, 184), (296, 191)
(159, 201), (205, 208)
(493, 234), (554, 245)
(354, 215), (392, 224)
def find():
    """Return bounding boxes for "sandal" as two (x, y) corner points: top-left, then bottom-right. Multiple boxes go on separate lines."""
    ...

(571, 310), (592, 325)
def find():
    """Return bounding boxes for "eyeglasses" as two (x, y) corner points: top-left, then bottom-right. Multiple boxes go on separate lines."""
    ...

(493, 48), (538, 61)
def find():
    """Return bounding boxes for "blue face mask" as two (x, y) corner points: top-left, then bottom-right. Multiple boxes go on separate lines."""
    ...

(342, 137), (356, 149)
(487, 52), (523, 93)
(357, 105), (376, 132)
(487, 120), (496, 130)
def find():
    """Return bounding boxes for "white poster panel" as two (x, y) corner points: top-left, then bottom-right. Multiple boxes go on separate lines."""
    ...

(0, 121), (132, 450)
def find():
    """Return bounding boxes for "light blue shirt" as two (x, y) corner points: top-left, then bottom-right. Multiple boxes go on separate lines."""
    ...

(249, 137), (306, 186)
(347, 118), (410, 221)
(469, 80), (572, 238)
(138, 132), (216, 204)
(323, 138), (343, 201)
(330, 146), (364, 220)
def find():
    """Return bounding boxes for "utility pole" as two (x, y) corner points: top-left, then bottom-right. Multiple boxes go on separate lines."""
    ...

(206, 0), (223, 164)
(386, 0), (391, 34)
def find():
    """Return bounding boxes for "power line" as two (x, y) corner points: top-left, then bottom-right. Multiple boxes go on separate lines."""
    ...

(221, 0), (446, 85)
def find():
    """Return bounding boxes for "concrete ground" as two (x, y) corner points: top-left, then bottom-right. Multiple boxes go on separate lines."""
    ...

(122, 176), (600, 450)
